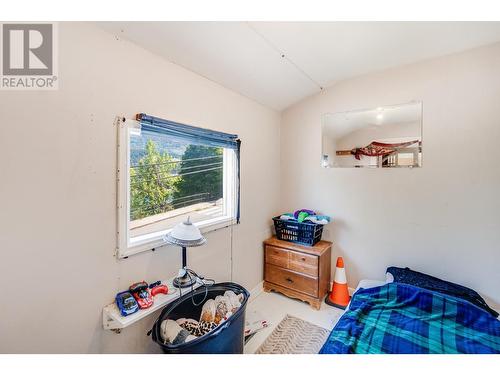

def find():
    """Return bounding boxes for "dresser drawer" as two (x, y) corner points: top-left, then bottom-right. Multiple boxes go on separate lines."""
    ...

(265, 264), (318, 297)
(289, 251), (318, 267)
(288, 251), (318, 277)
(265, 245), (289, 268)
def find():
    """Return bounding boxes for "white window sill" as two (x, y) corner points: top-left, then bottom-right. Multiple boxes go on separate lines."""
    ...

(117, 216), (236, 259)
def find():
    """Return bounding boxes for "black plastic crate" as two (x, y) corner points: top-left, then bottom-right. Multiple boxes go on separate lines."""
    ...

(272, 216), (324, 246)
(151, 282), (249, 354)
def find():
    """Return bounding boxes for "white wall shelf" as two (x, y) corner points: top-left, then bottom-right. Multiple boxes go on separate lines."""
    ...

(102, 277), (203, 332)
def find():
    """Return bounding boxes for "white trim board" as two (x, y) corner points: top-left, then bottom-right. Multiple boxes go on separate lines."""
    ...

(248, 280), (264, 303)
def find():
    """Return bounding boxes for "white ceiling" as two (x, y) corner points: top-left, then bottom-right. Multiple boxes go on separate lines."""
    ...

(97, 22), (500, 111)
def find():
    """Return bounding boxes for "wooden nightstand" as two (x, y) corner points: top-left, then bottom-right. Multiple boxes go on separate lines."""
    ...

(263, 237), (332, 310)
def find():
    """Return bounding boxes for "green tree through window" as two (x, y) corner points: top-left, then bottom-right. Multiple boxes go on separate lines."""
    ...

(130, 141), (224, 222)
(130, 140), (180, 220)
(174, 145), (223, 208)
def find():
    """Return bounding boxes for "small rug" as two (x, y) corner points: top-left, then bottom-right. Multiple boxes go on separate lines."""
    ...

(255, 315), (330, 354)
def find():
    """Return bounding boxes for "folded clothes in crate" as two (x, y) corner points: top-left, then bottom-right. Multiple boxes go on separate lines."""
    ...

(279, 212), (331, 224)
(274, 209), (330, 246)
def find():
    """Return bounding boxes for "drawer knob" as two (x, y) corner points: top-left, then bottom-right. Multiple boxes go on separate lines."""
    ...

(301, 257), (306, 261)
(285, 277), (294, 283)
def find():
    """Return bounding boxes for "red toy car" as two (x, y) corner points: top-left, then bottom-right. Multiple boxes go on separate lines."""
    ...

(129, 281), (153, 309)
(151, 284), (169, 297)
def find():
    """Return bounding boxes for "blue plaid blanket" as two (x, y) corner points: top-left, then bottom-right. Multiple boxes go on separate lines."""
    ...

(320, 283), (500, 354)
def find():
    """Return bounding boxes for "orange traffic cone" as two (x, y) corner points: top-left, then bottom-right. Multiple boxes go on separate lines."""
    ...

(325, 257), (351, 309)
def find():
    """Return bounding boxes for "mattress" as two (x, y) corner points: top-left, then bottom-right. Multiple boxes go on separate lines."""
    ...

(342, 279), (387, 312)
(320, 282), (500, 354)
(348, 279), (500, 320)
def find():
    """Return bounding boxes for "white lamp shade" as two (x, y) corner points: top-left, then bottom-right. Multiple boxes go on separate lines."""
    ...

(164, 217), (206, 247)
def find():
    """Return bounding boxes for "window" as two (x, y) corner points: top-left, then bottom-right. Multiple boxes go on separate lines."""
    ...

(116, 114), (240, 258)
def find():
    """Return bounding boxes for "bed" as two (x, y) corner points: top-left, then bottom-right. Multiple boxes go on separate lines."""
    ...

(320, 269), (500, 354)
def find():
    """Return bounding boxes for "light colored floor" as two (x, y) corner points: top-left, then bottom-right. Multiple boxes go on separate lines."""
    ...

(244, 288), (345, 354)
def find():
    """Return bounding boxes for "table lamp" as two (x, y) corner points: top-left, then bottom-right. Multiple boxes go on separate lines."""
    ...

(164, 217), (206, 288)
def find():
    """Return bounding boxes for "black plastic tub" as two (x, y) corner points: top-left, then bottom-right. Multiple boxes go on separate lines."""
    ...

(151, 282), (249, 354)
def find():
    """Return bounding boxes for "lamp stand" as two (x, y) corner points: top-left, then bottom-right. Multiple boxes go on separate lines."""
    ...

(173, 246), (196, 288)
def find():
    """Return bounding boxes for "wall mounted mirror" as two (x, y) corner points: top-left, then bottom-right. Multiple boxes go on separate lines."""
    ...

(322, 102), (422, 168)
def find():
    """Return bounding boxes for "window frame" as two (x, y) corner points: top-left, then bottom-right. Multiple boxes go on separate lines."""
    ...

(116, 117), (238, 259)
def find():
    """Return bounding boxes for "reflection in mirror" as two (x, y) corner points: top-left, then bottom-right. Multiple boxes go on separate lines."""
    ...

(322, 102), (422, 168)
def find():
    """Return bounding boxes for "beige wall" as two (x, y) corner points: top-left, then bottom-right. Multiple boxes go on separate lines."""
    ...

(281, 42), (500, 307)
(0, 23), (280, 353)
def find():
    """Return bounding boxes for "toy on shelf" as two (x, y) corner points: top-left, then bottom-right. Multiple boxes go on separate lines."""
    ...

(149, 280), (162, 289)
(151, 284), (169, 297)
(129, 281), (153, 309)
(115, 291), (139, 317)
